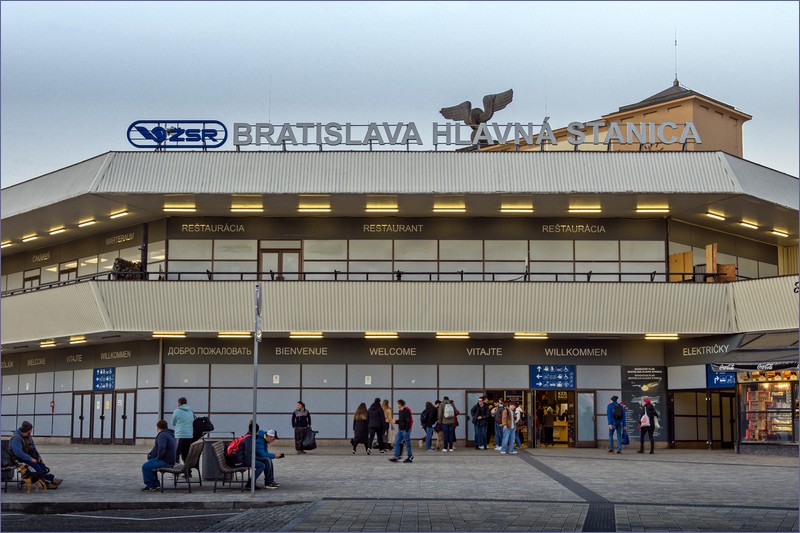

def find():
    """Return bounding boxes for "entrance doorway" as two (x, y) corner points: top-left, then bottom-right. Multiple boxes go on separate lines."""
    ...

(484, 389), (532, 448)
(260, 249), (301, 280)
(533, 390), (576, 447)
(71, 390), (136, 445)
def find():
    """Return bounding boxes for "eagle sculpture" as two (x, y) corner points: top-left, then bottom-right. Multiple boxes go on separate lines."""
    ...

(439, 89), (514, 143)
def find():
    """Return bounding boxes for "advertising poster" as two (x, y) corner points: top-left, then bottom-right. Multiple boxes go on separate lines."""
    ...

(622, 366), (666, 441)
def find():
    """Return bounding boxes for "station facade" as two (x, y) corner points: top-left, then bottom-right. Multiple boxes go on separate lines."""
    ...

(2, 85), (798, 454)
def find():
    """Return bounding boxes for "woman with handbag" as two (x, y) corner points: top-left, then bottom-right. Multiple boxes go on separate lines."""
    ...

(637, 398), (659, 454)
(292, 401), (312, 454)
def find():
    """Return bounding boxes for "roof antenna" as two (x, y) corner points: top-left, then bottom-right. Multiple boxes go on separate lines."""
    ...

(544, 74), (548, 117)
(673, 29), (680, 87)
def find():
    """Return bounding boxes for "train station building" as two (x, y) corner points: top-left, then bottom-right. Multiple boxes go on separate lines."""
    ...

(2, 82), (797, 454)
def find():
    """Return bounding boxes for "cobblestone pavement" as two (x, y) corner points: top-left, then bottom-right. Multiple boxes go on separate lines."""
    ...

(2, 443), (797, 532)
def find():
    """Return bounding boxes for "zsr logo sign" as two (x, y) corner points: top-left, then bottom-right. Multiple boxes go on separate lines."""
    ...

(127, 120), (227, 149)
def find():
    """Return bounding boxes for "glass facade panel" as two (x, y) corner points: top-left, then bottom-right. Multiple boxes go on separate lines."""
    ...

(40, 265), (58, 284)
(303, 261), (347, 280)
(214, 239), (257, 260)
(575, 261), (620, 281)
(620, 241), (664, 261)
(78, 256), (99, 277)
(737, 257), (758, 279)
(98, 252), (116, 271)
(348, 261), (393, 280)
(759, 262), (778, 278)
(485, 240), (527, 260)
(575, 241), (619, 261)
(439, 261), (484, 281)
(439, 240), (482, 260)
(167, 260), (212, 280)
(349, 240), (392, 260)
(394, 262), (438, 280)
(169, 239), (212, 260)
(395, 240), (437, 260)
(620, 262), (667, 281)
(485, 261), (527, 281)
(529, 262), (574, 281)
(304, 240), (347, 260)
(260, 240), (301, 249)
(148, 241), (166, 262)
(668, 241), (691, 255)
(530, 240), (573, 260)
(119, 246), (140, 262)
(213, 261), (257, 280)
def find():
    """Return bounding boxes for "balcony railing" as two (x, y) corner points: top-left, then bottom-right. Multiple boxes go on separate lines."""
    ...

(0, 268), (745, 298)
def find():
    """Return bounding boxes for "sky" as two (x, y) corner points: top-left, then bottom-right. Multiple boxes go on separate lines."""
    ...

(1, 1), (798, 188)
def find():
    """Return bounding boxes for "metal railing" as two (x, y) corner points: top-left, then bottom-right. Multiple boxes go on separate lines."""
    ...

(1, 268), (745, 298)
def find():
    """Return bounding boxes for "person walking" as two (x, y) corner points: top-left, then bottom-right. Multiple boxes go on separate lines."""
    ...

(438, 396), (457, 452)
(637, 397), (659, 454)
(170, 397), (194, 464)
(607, 395), (626, 454)
(471, 396), (489, 450)
(292, 401), (311, 454)
(140, 419), (176, 491)
(421, 401), (438, 451)
(367, 397), (387, 454)
(500, 401), (518, 454)
(9, 421), (63, 489)
(352, 402), (370, 454)
(542, 406), (555, 447)
(382, 399), (395, 451)
(389, 399), (413, 463)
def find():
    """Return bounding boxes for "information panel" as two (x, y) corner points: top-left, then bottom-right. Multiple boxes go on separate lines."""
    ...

(93, 367), (116, 391)
(530, 364), (576, 389)
(706, 364), (736, 388)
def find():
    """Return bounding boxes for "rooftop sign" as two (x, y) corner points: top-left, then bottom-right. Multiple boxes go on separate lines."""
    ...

(127, 120), (702, 149)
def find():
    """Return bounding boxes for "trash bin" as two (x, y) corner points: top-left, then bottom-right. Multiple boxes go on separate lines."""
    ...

(201, 439), (229, 481)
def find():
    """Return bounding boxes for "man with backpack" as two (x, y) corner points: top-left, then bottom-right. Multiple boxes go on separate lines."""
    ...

(437, 396), (457, 452)
(606, 395), (627, 454)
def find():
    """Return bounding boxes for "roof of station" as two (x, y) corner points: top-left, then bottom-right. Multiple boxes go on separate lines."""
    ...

(1, 150), (797, 253)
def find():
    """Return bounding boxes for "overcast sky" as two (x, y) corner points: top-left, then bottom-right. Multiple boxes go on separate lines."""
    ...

(1, 1), (798, 188)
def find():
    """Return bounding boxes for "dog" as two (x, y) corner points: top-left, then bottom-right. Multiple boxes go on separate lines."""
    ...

(18, 464), (47, 494)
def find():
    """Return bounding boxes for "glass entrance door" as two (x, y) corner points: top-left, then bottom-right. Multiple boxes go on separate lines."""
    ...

(260, 250), (301, 280)
(576, 391), (597, 447)
(71, 392), (92, 444)
(113, 390), (136, 445)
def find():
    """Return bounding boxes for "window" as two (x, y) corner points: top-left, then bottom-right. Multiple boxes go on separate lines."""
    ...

(739, 379), (797, 443)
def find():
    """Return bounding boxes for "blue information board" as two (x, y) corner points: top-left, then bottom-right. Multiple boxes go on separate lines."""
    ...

(93, 367), (116, 391)
(706, 364), (736, 388)
(530, 364), (576, 389)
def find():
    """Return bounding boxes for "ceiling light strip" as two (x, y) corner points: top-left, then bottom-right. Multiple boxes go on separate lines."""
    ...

(705, 212), (725, 221)
(289, 331), (324, 338)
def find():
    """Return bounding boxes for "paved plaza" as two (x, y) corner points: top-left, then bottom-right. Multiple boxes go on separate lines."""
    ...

(1, 441), (797, 532)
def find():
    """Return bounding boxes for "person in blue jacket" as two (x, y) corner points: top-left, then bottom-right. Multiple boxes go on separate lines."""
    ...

(9, 421), (63, 489)
(244, 423), (285, 489)
(141, 419), (177, 491)
(606, 395), (627, 454)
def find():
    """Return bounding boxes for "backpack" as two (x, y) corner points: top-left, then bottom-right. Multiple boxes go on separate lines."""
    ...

(420, 409), (430, 427)
(444, 402), (455, 419)
(519, 411), (528, 425)
(612, 403), (624, 421)
(225, 433), (250, 457)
